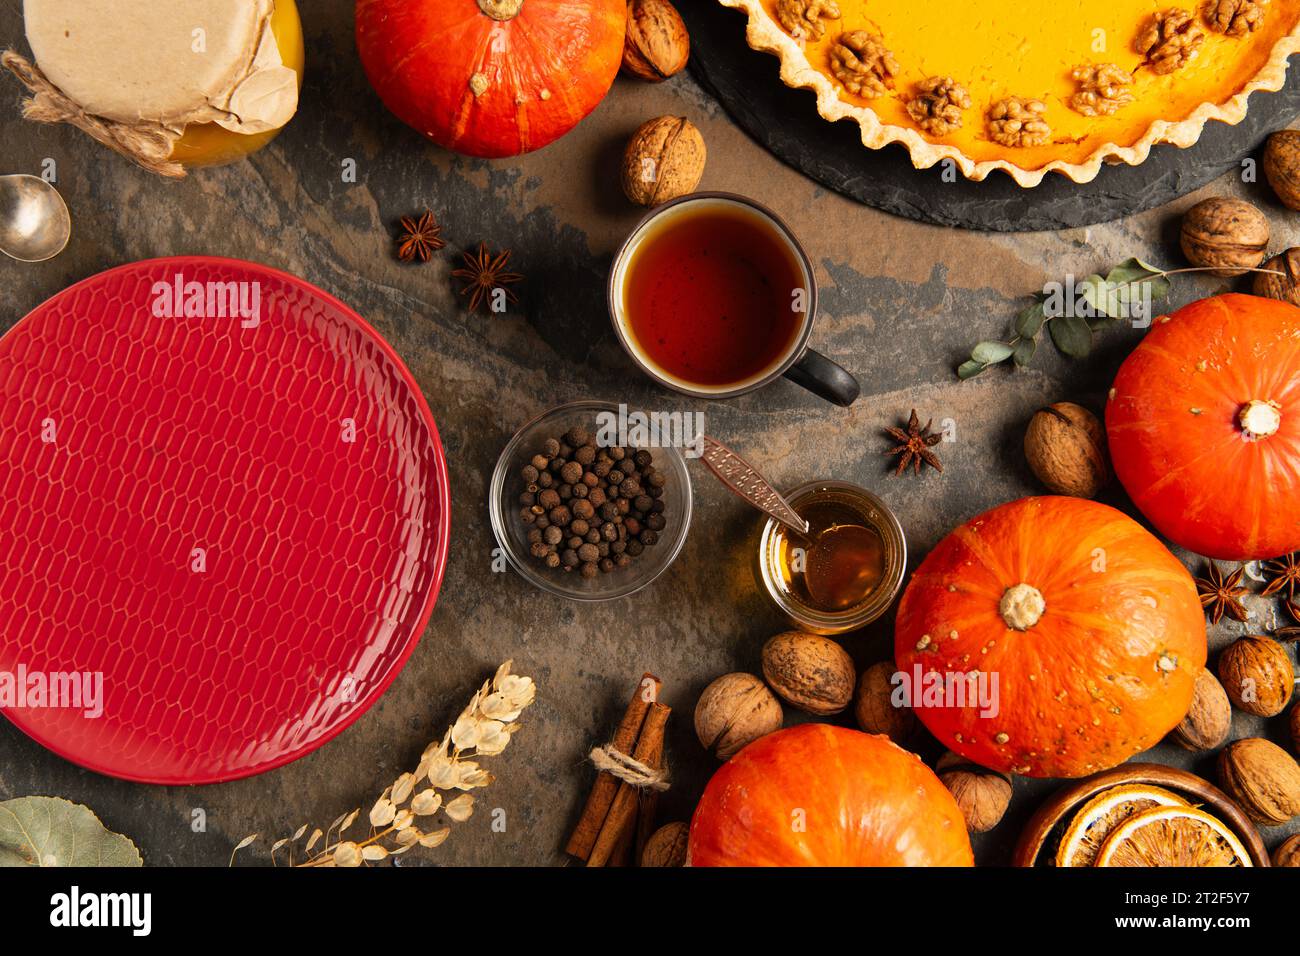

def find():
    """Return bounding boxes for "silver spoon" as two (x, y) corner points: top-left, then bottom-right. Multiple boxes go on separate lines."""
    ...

(700, 435), (879, 609)
(0, 174), (71, 262)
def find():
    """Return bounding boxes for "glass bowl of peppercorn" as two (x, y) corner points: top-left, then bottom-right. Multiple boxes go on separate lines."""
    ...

(489, 400), (693, 601)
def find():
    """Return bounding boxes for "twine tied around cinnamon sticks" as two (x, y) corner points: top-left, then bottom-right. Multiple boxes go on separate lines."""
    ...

(1, 51), (187, 179)
(588, 743), (670, 791)
(565, 672), (671, 866)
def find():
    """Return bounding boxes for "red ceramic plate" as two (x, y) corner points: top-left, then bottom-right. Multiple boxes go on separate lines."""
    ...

(0, 257), (450, 784)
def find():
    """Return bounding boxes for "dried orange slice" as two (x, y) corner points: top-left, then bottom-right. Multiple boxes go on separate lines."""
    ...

(1095, 805), (1251, 867)
(1055, 784), (1188, 867)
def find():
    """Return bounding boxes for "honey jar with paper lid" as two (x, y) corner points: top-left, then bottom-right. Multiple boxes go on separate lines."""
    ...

(3, 0), (304, 176)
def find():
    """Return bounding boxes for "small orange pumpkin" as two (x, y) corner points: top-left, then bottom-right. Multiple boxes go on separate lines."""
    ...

(356, 0), (626, 158)
(688, 724), (973, 867)
(1106, 293), (1300, 560)
(894, 497), (1205, 779)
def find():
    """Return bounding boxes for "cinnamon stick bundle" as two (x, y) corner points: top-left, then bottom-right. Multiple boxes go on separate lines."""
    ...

(587, 701), (670, 867)
(565, 672), (661, 861)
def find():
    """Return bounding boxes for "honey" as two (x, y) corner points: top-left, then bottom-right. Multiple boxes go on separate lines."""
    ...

(757, 481), (906, 635)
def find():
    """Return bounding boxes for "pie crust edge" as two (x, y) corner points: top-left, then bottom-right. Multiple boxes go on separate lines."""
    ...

(719, 0), (1300, 188)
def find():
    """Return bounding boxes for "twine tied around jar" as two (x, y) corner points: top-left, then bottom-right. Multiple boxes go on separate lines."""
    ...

(2, 51), (186, 179)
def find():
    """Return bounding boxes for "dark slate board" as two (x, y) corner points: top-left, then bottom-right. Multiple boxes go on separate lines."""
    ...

(684, 3), (1300, 232)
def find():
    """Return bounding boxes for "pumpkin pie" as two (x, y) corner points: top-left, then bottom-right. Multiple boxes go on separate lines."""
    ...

(720, 0), (1300, 186)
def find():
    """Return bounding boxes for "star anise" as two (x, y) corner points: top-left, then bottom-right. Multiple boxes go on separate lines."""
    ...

(1261, 552), (1300, 601)
(1195, 562), (1249, 625)
(884, 409), (943, 476)
(395, 211), (445, 263)
(452, 242), (523, 314)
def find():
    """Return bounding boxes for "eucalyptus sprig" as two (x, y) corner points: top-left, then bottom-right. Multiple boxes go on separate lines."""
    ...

(957, 257), (1291, 379)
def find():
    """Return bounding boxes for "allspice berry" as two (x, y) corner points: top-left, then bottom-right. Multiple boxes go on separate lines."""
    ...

(1217, 635), (1294, 718)
(1274, 833), (1300, 868)
(854, 660), (916, 744)
(761, 631), (855, 715)
(621, 116), (706, 207)
(1252, 248), (1300, 306)
(1023, 402), (1110, 498)
(1180, 197), (1269, 277)
(694, 672), (783, 760)
(640, 821), (689, 867)
(1264, 129), (1300, 210)
(1217, 737), (1300, 825)
(623, 0), (690, 82)
(936, 752), (1013, 833)
(1170, 668), (1232, 752)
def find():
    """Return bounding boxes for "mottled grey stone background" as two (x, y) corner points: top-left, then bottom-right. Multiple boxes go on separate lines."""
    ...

(0, 0), (1296, 865)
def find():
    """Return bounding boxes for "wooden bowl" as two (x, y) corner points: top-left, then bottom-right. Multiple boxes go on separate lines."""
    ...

(1012, 762), (1270, 867)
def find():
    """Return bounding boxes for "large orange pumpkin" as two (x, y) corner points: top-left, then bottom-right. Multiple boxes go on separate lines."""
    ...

(687, 724), (973, 867)
(1106, 293), (1300, 560)
(356, 0), (626, 158)
(894, 497), (1205, 779)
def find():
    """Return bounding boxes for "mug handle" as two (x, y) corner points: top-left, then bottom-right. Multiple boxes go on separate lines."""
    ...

(783, 348), (860, 407)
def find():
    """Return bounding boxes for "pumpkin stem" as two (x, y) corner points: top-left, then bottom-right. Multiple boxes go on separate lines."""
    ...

(477, 0), (523, 19)
(1000, 584), (1045, 631)
(1238, 400), (1281, 440)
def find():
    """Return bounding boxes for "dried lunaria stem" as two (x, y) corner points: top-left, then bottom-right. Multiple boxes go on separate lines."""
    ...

(232, 661), (536, 867)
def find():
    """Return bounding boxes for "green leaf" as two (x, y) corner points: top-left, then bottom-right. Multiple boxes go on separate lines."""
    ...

(1107, 258), (1172, 320)
(1049, 314), (1093, 358)
(1012, 336), (1037, 368)
(956, 360), (988, 380)
(971, 341), (1014, 365)
(1146, 274), (1172, 300)
(1013, 301), (1046, 338)
(0, 796), (142, 867)
(1105, 257), (1160, 286)
(1078, 274), (1114, 318)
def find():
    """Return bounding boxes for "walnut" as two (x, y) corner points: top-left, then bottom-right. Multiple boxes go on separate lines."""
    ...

(623, 0), (690, 83)
(987, 97), (1050, 148)
(640, 822), (689, 867)
(854, 660), (916, 744)
(1275, 834), (1300, 867)
(1263, 129), (1300, 210)
(937, 752), (1013, 833)
(1070, 63), (1136, 116)
(1218, 634), (1295, 717)
(1180, 197), (1269, 277)
(1203, 0), (1269, 36)
(1170, 668), (1232, 751)
(906, 76), (970, 135)
(620, 116), (706, 207)
(1023, 402), (1110, 499)
(828, 31), (898, 98)
(1253, 248), (1300, 306)
(775, 0), (840, 41)
(1217, 737), (1300, 825)
(1136, 9), (1205, 74)
(761, 631), (855, 715)
(694, 672), (783, 760)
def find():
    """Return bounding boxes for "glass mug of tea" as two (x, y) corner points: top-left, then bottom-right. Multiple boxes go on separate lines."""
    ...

(608, 193), (860, 407)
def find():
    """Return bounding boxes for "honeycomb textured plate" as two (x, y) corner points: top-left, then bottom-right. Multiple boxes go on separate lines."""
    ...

(0, 257), (450, 784)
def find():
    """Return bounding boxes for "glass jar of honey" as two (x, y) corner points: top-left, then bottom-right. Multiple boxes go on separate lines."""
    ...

(755, 480), (906, 635)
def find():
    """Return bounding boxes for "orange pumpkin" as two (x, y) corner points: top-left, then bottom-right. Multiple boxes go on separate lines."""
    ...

(356, 0), (626, 158)
(687, 724), (973, 867)
(894, 497), (1205, 779)
(1106, 293), (1300, 560)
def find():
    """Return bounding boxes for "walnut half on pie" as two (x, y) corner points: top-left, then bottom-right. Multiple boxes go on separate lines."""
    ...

(725, 0), (1300, 186)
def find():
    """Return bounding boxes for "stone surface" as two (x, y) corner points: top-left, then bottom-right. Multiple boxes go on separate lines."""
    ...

(686, 3), (1300, 232)
(0, 0), (1297, 866)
